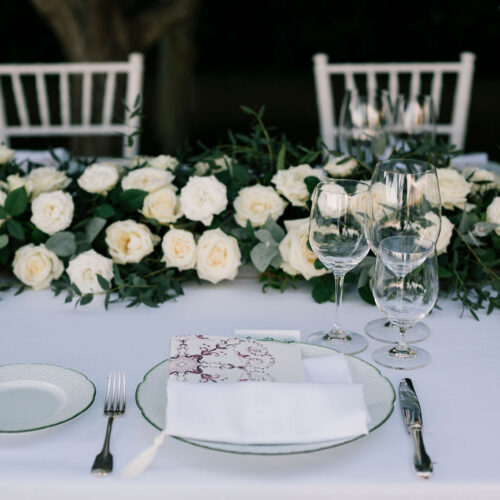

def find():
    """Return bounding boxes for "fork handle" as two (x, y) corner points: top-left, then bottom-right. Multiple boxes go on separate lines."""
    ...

(91, 417), (114, 475)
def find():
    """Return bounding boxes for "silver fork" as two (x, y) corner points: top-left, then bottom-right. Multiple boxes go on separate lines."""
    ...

(91, 371), (126, 476)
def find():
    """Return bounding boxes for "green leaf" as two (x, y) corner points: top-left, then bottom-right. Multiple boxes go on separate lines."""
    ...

(0, 234), (8, 249)
(251, 242), (279, 272)
(311, 279), (332, 303)
(79, 294), (94, 306)
(86, 217), (106, 243)
(96, 274), (110, 291)
(438, 266), (454, 278)
(4, 187), (28, 216)
(263, 216), (285, 242)
(6, 219), (25, 241)
(276, 143), (286, 170)
(94, 204), (115, 219)
(358, 284), (375, 305)
(45, 231), (77, 257)
(304, 176), (321, 195)
(118, 189), (147, 212)
(254, 229), (279, 247)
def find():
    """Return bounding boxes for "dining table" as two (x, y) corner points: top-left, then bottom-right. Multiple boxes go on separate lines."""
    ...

(1, 276), (499, 500)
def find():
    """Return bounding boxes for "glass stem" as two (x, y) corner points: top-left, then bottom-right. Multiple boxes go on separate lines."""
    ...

(396, 326), (409, 353)
(332, 273), (345, 336)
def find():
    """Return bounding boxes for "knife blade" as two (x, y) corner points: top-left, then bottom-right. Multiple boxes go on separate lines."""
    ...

(399, 378), (433, 479)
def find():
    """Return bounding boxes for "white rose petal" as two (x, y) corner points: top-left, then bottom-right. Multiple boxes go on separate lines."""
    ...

(161, 229), (197, 271)
(140, 187), (181, 224)
(0, 145), (15, 164)
(13, 244), (64, 290)
(196, 228), (241, 284)
(279, 220), (328, 280)
(317, 182), (347, 219)
(105, 220), (159, 264)
(121, 167), (174, 193)
(194, 155), (232, 176)
(437, 168), (472, 210)
(272, 164), (326, 207)
(323, 156), (358, 178)
(6, 174), (33, 195)
(0, 190), (7, 224)
(420, 212), (453, 255)
(28, 166), (71, 198)
(233, 185), (287, 227)
(66, 250), (113, 294)
(77, 162), (120, 195)
(486, 196), (500, 236)
(31, 190), (74, 235)
(180, 176), (227, 226)
(463, 167), (496, 194)
(149, 155), (179, 171)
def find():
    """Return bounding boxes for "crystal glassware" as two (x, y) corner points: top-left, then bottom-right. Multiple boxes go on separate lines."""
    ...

(365, 159), (441, 343)
(338, 89), (392, 163)
(307, 180), (371, 354)
(371, 236), (438, 369)
(390, 94), (436, 150)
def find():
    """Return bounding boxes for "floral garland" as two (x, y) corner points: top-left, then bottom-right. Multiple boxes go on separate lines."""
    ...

(0, 107), (499, 317)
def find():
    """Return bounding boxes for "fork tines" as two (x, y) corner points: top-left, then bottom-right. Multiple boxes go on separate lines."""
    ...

(104, 371), (126, 416)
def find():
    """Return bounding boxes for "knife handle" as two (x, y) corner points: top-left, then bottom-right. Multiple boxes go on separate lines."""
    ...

(410, 427), (433, 479)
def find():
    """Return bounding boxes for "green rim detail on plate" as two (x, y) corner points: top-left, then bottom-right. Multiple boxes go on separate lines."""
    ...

(0, 363), (96, 433)
(135, 342), (395, 455)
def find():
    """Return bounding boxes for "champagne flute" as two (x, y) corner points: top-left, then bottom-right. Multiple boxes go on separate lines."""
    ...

(365, 159), (441, 343)
(338, 89), (392, 162)
(308, 180), (370, 354)
(371, 236), (438, 369)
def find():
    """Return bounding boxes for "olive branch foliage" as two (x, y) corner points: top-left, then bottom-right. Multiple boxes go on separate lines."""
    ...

(0, 105), (498, 318)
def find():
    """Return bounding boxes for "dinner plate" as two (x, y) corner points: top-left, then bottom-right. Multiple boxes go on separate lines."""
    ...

(136, 343), (395, 455)
(0, 363), (95, 433)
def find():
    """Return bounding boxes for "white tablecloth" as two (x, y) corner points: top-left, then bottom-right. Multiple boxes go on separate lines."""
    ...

(1, 279), (499, 499)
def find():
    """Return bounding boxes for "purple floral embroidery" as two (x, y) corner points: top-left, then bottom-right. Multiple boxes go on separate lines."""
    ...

(168, 335), (277, 383)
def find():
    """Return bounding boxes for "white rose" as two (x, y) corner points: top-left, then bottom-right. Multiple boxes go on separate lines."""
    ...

(233, 185), (287, 227)
(31, 190), (74, 235)
(0, 145), (15, 164)
(77, 162), (120, 195)
(196, 228), (241, 283)
(323, 156), (358, 178)
(463, 167), (496, 194)
(419, 212), (453, 255)
(486, 197), (500, 236)
(437, 168), (472, 210)
(180, 176), (227, 226)
(13, 244), (64, 290)
(279, 219), (328, 280)
(194, 155), (231, 176)
(140, 187), (181, 224)
(66, 250), (114, 294)
(6, 174), (33, 194)
(271, 164), (326, 207)
(105, 220), (159, 264)
(0, 190), (6, 224)
(317, 182), (347, 219)
(149, 155), (179, 171)
(121, 167), (174, 193)
(161, 229), (197, 270)
(129, 156), (151, 168)
(28, 166), (71, 198)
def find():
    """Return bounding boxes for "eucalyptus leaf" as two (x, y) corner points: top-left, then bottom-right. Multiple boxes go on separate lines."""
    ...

(46, 231), (77, 257)
(0, 234), (9, 249)
(263, 216), (285, 242)
(86, 217), (107, 243)
(250, 242), (279, 272)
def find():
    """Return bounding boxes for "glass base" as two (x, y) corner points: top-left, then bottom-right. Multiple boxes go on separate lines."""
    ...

(372, 344), (431, 370)
(306, 330), (368, 355)
(365, 318), (430, 344)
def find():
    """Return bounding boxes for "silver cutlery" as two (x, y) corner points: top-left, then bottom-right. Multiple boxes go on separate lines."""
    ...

(399, 378), (433, 479)
(91, 371), (126, 476)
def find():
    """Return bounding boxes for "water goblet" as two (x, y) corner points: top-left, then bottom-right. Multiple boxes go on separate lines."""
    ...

(365, 159), (441, 344)
(307, 179), (371, 354)
(371, 236), (438, 370)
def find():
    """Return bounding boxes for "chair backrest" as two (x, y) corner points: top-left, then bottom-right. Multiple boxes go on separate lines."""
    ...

(0, 53), (144, 157)
(313, 52), (475, 151)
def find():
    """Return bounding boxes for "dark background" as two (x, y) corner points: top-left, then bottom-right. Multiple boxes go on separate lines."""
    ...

(1, 0), (499, 158)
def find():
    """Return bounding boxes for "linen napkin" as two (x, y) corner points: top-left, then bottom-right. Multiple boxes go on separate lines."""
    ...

(122, 335), (368, 479)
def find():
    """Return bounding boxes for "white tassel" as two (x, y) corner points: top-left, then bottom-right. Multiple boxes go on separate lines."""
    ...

(121, 431), (167, 480)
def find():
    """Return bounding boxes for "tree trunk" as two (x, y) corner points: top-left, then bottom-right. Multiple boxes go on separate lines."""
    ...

(29, 0), (200, 156)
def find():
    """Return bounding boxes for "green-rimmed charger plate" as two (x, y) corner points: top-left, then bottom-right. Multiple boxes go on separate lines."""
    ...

(0, 363), (95, 433)
(136, 342), (395, 455)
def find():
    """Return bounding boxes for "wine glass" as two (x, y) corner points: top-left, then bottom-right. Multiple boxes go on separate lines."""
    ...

(308, 180), (370, 354)
(390, 94), (436, 150)
(365, 159), (441, 344)
(371, 236), (438, 369)
(338, 89), (392, 163)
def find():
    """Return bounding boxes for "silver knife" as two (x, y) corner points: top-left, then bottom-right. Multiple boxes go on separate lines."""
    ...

(399, 378), (433, 479)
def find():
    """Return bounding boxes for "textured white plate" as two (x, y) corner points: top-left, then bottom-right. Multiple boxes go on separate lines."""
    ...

(0, 364), (95, 433)
(136, 343), (395, 455)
